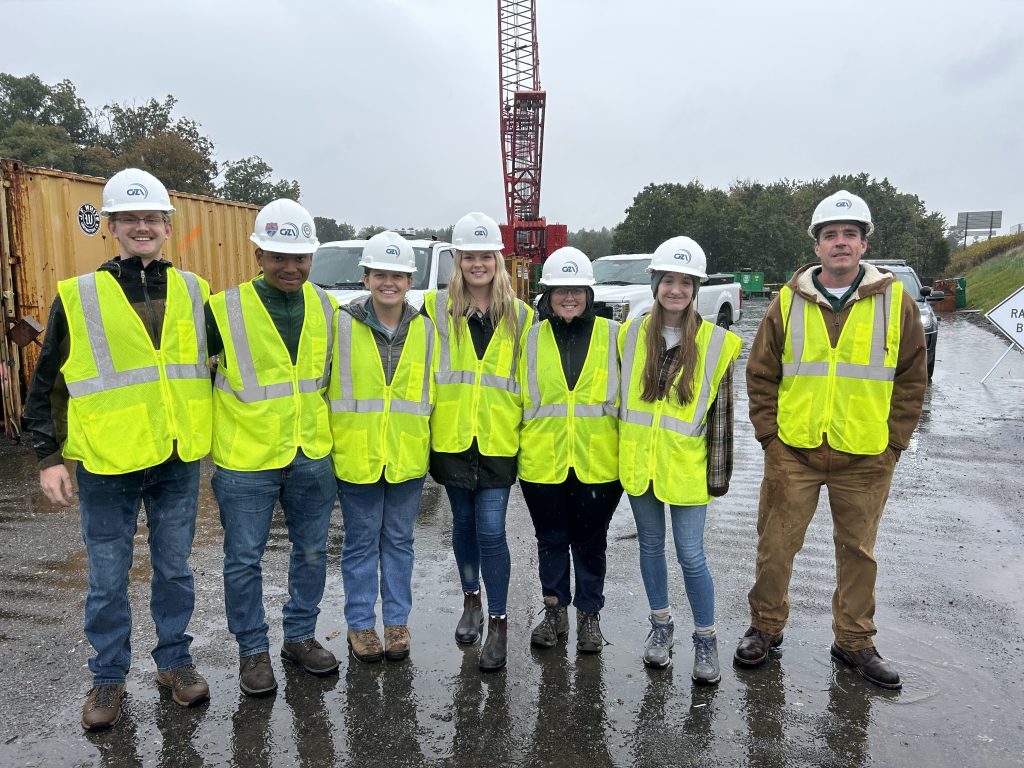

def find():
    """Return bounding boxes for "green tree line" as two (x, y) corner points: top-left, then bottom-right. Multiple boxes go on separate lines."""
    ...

(613, 175), (950, 281)
(0, 73), (352, 235)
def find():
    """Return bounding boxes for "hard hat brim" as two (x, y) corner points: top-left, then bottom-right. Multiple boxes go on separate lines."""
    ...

(646, 264), (708, 282)
(101, 203), (175, 215)
(250, 234), (320, 254)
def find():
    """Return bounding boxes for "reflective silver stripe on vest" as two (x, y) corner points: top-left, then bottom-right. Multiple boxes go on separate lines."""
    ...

(434, 290), (522, 394)
(618, 320), (726, 438)
(304, 284), (334, 392)
(165, 271), (211, 381)
(66, 272), (206, 397)
(214, 287), (291, 403)
(329, 311), (433, 416)
(783, 287), (895, 382)
(523, 319), (619, 423)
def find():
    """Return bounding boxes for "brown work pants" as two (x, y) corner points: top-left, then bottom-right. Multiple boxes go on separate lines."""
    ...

(747, 439), (898, 651)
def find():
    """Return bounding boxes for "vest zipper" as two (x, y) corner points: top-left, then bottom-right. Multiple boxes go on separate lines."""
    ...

(140, 268), (160, 347)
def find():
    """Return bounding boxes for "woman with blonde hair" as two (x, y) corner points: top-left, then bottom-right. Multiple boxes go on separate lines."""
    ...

(618, 236), (741, 683)
(422, 211), (533, 672)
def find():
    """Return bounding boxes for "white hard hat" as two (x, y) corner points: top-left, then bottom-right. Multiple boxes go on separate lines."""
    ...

(452, 212), (504, 252)
(359, 231), (417, 274)
(540, 247), (595, 287)
(250, 199), (319, 254)
(647, 236), (708, 283)
(101, 168), (174, 215)
(808, 190), (874, 239)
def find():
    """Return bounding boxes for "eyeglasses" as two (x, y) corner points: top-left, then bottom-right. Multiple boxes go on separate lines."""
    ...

(115, 214), (165, 226)
(552, 287), (586, 296)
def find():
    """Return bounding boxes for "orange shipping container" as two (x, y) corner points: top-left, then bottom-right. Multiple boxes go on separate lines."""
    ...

(0, 159), (260, 436)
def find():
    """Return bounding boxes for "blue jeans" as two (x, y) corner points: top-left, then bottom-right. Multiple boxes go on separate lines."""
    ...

(628, 488), (714, 628)
(445, 486), (511, 615)
(337, 475), (425, 630)
(213, 452), (336, 656)
(77, 458), (200, 685)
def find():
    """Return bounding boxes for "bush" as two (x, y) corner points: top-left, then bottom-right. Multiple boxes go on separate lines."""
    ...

(945, 232), (1024, 276)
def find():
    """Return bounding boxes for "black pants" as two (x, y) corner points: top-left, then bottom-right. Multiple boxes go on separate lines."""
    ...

(519, 470), (623, 614)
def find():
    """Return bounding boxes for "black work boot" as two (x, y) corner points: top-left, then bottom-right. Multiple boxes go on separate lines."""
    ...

(576, 611), (606, 654)
(455, 591), (484, 645)
(479, 616), (508, 672)
(733, 625), (784, 668)
(830, 643), (902, 689)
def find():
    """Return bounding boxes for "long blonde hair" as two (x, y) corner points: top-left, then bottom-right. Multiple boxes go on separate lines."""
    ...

(639, 288), (701, 405)
(447, 249), (519, 342)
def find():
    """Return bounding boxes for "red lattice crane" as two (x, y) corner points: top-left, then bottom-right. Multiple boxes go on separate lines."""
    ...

(497, 0), (566, 264)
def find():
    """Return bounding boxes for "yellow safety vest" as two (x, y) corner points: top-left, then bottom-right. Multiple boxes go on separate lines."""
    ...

(209, 280), (336, 470)
(59, 269), (212, 474)
(328, 311), (435, 483)
(618, 316), (741, 506)
(518, 318), (620, 484)
(777, 284), (902, 454)
(423, 290), (533, 457)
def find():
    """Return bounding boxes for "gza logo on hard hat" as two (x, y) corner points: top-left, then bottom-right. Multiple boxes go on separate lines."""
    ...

(835, 199), (852, 209)
(265, 222), (279, 237)
(474, 226), (488, 237)
(279, 222), (299, 238)
(674, 250), (692, 262)
(126, 183), (148, 198)
(301, 223), (313, 238)
(385, 246), (401, 257)
(562, 261), (579, 273)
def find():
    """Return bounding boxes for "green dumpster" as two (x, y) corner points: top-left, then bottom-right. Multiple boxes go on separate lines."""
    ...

(954, 276), (967, 309)
(736, 271), (765, 297)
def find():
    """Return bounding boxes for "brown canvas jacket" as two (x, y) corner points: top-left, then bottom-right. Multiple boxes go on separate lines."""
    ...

(746, 261), (927, 456)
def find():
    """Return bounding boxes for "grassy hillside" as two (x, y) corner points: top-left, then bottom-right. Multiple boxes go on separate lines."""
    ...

(960, 245), (1024, 313)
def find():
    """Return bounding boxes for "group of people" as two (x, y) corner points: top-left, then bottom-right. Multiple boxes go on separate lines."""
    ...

(24, 167), (927, 734)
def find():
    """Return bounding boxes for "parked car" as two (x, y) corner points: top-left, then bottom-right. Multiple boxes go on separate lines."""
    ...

(865, 259), (944, 380)
(589, 253), (742, 328)
(308, 238), (455, 308)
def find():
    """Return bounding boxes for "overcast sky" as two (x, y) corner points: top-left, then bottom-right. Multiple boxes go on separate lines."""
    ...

(4, 0), (1023, 236)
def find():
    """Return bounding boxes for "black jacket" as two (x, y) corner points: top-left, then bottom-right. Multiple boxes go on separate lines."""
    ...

(22, 256), (175, 467)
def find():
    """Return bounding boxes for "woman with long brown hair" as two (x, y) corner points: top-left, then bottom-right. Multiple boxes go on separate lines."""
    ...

(617, 236), (741, 682)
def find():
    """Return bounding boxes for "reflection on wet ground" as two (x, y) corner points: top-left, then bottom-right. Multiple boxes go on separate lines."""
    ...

(1, 305), (1022, 766)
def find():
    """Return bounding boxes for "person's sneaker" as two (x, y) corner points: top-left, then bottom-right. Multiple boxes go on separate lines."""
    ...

(156, 663), (210, 706)
(239, 652), (278, 696)
(81, 683), (126, 731)
(576, 611), (605, 654)
(347, 628), (385, 663)
(643, 615), (674, 669)
(691, 632), (721, 685)
(733, 625), (784, 668)
(384, 625), (412, 661)
(530, 596), (569, 648)
(281, 638), (339, 676)
(480, 616), (508, 672)
(830, 643), (902, 690)
(455, 591), (484, 645)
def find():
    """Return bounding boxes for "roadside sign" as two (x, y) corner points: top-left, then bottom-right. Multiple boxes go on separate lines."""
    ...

(985, 285), (1024, 348)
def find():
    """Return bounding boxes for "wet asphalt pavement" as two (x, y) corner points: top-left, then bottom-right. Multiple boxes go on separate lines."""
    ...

(0, 301), (1022, 767)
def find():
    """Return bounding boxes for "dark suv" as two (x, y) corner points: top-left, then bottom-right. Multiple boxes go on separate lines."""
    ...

(866, 260), (943, 380)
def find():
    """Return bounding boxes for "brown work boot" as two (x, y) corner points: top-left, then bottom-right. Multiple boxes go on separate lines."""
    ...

(156, 663), (210, 707)
(455, 591), (484, 645)
(733, 625), (784, 667)
(830, 643), (902, 690)
(480, 616), (508, 672)
(530, 596), (569, 648)
(347, 627), (385, 663)
(81, 683), (126, 731)
(384, 625), (412, 661)
(281, 638), (339, 676)
(239, 652), (278, 697)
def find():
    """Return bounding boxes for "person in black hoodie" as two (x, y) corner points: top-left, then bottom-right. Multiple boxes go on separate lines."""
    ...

(23, 168), (212, 730)
(517, 247), (623, 654)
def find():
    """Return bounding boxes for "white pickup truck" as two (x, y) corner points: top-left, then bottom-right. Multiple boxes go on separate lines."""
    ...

(590, 253), (743, 328)
(308, 238), (456, 308)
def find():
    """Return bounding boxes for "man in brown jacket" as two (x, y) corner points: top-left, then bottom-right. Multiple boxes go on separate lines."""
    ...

(734, 190), (927, 689)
